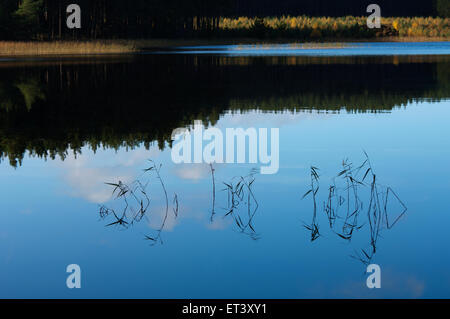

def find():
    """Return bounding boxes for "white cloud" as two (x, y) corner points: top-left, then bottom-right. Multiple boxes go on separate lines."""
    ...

(56, 146), (160, 204)
(218, 110), (330, 128)
(173, 163), (211, 181)
(206, 216), (232, 230)
(148, 206), (178, 231)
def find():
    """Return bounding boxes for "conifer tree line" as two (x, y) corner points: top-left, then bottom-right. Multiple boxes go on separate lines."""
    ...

(0, 0), (447, 40)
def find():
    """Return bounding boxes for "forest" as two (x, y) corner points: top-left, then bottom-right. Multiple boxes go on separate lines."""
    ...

(0, 0), (448, 40)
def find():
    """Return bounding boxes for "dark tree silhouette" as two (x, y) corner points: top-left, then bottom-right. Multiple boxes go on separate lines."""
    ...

(0, 0), (442, 40)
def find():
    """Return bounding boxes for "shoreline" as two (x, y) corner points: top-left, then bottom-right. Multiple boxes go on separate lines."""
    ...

(0, 37), (449, 57)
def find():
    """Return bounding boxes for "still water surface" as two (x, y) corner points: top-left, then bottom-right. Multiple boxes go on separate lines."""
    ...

(170, 41), (450, 56)
(0, 42), (449, 298)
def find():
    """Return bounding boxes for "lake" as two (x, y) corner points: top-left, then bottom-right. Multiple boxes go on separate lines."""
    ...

(0, 42), (449, 298)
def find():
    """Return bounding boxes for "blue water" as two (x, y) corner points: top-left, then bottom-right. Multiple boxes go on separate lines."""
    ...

(165, 42), (450, 56)
(1, 102), (450, 298)
(1, 42), (450, 298)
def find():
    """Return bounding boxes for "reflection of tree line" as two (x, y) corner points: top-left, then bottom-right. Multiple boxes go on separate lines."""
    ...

(0, 55), (448, 166)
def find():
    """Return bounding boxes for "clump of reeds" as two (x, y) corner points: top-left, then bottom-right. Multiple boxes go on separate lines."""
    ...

(99, 160), (179, 245)
(221, 168), (260, 240)
(302, 152), (407, 265)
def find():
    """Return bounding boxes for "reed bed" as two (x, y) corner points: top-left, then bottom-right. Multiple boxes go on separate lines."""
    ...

(0, 40), (137, 56)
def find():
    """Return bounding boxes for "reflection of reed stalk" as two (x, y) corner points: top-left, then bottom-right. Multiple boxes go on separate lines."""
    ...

(210, 163), (216, 222)
(302, 166), (320, 241)
(149, 160), (170, 244)
(324, 183), (336, 228)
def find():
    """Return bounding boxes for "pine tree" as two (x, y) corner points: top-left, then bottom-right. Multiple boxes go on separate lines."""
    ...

(14, 0), (44, 38)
